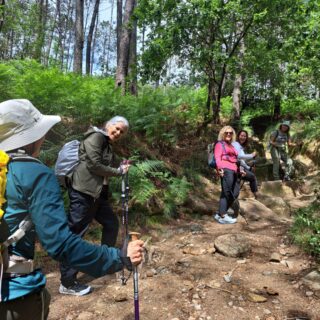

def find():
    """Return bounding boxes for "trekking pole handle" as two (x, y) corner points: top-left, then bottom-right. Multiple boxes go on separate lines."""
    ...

(129, 232), (141, 241)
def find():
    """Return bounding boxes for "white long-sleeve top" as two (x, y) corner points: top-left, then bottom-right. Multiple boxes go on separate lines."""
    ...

(232, 141), (254, 170)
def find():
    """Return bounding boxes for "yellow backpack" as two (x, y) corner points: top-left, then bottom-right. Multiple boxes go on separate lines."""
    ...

(0, 150), (10, 300)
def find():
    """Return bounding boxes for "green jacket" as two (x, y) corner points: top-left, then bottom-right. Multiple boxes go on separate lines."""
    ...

(71, 126), (121, 198)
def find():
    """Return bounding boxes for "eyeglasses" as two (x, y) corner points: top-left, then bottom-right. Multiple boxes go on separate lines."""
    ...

(225, 131), (233, 135)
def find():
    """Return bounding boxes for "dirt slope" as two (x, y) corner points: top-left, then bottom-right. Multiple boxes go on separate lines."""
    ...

(45, 183), (320, 320)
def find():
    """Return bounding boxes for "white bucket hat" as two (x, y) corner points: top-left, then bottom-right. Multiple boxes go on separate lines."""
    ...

(0, 99), (61, 152)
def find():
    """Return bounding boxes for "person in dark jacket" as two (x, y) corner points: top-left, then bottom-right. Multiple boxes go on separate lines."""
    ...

(0, 99), (144, 320)
(59, 116), (131, 295)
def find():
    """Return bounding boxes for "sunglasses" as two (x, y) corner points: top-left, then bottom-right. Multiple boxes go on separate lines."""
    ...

(225, 131), (233, 135)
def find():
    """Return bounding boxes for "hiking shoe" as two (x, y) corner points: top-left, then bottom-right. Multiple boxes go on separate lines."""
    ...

(213, 212), (220, 221)
(59, 282), (91, 296)
(283, 175), (291, 181)
(218, 214), (237, 224)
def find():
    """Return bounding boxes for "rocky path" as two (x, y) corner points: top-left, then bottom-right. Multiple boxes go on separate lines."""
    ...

(45, 177), (320, 320)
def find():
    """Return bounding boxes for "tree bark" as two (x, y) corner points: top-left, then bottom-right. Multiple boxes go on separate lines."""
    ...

(73, 0), (84, 74)
(232, 22), (245, 125)
(86, 0), (100, 75)
(34, 0), (47, 62)
(116, 0), (122, 66)
(128, 11), (137, 95)
(0, 0), (5, 33)
(104, 0), (115, 74)
(115, 0), (136, 93)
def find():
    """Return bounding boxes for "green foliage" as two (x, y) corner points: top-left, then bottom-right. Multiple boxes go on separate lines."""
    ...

(290, 202), (320, 259)
(282, 98), (320, 119)
(110, 160), (191, 220)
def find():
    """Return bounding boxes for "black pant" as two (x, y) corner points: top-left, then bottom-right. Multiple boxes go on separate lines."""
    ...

(241, 168), (258, 193)
(219, 169), (240, 215)
(0, 288), (51, 320)
(59, 185), (119, 287)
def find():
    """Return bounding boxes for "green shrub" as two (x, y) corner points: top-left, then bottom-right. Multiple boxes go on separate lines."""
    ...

(290, 202), (320, 259)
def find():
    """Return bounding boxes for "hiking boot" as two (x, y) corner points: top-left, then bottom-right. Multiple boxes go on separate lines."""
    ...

(283, 175), (291, 181)
(218, 214), (237, 224)
(59, 282), (91, 296)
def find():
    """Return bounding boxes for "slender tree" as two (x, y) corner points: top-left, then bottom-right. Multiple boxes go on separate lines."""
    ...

(0, 0), (5, 33)
(115, 0), (136, 93)
(86, 0), (100, 74)
(74, 0), (84, 74)
(116, 0), (122, 66)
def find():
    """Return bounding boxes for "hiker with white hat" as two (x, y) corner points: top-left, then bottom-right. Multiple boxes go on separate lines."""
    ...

(269, 120), (294, 181)
(0, 99), (144, 320)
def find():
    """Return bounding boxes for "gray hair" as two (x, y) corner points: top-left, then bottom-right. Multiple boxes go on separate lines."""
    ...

(105, 116), (129, 130)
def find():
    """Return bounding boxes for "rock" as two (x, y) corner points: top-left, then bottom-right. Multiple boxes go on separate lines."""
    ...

(302, 270), (320, 291)
(207, 247), (216, 254)
(263, 287), (279, 296)
(269, 253), (281, 263)
(260, 180), (295, 198)
(114, 292), (128, 302)
(182, 246), (207, 255)
(77, 312), (95, 320)
(214, 234), (251, 258)
(279, 248), (287, 255)
(236, 259), (247, 264)
(305, 291), (314, 297)
(285, 260), (294, 269)
(247, 293), (267, 303)
(146, 270), (154, 277)
(258, 194), (291, 216)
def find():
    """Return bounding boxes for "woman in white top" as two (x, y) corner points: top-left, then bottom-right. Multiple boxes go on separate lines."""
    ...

(232, 130), (259, 199)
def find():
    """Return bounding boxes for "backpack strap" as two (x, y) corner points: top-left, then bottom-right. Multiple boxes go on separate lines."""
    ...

(217, 141), (229, 161)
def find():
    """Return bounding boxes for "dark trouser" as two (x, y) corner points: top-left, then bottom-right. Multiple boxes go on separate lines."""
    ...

(219, 169), (240, 215)
(59, 185), (119, 287)
(241, 168), (258, 193)
(0, 288), (51, 320)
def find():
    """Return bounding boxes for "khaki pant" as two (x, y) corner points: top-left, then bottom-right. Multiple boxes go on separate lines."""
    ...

(270, 146), (293, 180)
(0, 288), (51, 320)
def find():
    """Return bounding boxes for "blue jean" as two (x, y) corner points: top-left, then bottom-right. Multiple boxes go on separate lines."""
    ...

(59, 185), (119, 287)
(219, 169), (240, 215)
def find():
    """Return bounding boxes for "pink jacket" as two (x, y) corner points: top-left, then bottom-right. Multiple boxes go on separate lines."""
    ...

(214, 141), (238, 172)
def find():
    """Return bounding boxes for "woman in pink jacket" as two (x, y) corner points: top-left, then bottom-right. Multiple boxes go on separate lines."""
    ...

(214, 126), (242, 224)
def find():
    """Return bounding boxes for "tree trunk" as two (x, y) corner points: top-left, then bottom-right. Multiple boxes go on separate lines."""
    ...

(116, 0), (122, 66)
(273, 93), (281, 121)
(104, 0), (115, 74)
(115, 0), (136, 94)
(90, 11), (99, 74)
(73, 0), (84, 74)
(232, 22), (245, 125)
(0, 0), (5, 33)
(34, 0), (46, 62)
(86, 0), (100, 75)
(128, 10), (137, 95)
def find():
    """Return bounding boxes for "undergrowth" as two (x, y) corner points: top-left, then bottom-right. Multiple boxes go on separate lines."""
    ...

(290, 201), (320, 260)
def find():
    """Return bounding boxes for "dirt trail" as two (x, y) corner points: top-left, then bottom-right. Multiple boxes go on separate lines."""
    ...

(44, 177), (320, 320)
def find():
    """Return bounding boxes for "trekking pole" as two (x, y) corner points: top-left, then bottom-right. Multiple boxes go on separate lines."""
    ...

(120, 169), (129, 285)
(129, 231), (141, 320)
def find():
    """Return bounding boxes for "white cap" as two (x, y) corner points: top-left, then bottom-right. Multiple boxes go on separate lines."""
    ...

(0, 99), (61, 152)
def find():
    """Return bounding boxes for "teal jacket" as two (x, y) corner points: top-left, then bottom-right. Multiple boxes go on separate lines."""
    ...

(1, 159), (123, 301)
